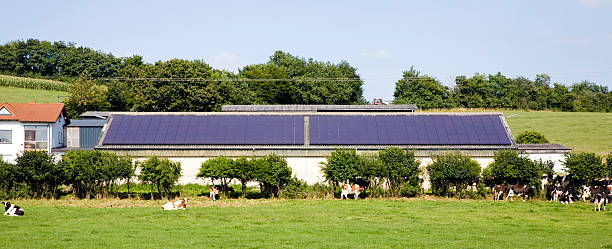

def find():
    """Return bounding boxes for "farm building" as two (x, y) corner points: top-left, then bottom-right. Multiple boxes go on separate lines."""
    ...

(94, 106), (570, 188)
(0, 102), (69, 162)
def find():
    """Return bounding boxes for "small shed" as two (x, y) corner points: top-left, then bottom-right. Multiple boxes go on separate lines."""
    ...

(66, 119), (106, 148)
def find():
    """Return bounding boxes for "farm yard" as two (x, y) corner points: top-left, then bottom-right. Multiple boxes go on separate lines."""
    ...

(2, 199), (612, 248)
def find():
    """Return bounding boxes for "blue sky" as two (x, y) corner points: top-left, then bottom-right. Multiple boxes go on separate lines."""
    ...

(2, 0), (611, 100)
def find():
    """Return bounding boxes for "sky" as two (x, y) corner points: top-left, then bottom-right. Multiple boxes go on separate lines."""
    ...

(1, 0), (611, 101)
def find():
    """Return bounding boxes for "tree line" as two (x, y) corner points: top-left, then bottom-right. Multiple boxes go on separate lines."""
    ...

(394, 67), (611, 112)
(1, 39), (610, 117)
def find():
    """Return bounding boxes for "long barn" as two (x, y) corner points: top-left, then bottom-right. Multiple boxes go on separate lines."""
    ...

(94, 106), (570, 188)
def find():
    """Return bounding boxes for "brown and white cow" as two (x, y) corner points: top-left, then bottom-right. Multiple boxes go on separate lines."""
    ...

(162, 198), (188, 210)
(341, 184), (364, 200)
(209, 185), (221, 202)
(505, 185), (534, 201)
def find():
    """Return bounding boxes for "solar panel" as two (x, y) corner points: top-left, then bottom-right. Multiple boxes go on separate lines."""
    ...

(103, 115), (305, 145)
(309, 115), (511, 145)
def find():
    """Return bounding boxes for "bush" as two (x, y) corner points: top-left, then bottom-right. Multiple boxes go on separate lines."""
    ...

(320, 148), (360, 189)
(379, 147), (421, 197)
(487, 150), (541, 186)
(605, 153), (612, 179)
(232, 156), (256, 197)
(15, 151), (63, 198)
(427, 152), (481, 197)
(515, 131), (549, 144)
(138, 156), (181, 199)
(280, 177), (309, 199)
(252, 154), (292, 197)
(400, 181), (421, 197)
(61, 150), (134, 199)
(563, 152), (604, 186)
(197, 157), (234, 195)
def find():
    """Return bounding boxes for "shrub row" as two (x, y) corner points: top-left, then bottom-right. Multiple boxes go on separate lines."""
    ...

(197, 154), (292, 198)
(321, 147), (422, 198)
(0, 74), (69, 91)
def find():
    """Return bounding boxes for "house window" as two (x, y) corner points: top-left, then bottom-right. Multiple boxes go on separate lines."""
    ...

(0, 130), (11, 144)
(24, 125), (48, 151)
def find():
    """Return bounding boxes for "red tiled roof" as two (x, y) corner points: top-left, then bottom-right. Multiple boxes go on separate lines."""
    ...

(0, 102), (65, 122)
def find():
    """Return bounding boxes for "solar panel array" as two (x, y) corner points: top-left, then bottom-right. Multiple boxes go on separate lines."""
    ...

(309, 115), (511, 145)
(103, 115), (304, 145)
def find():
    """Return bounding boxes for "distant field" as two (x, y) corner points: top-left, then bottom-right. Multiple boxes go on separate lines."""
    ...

(503, 111), (612, 155)
(0, 86), (68, 103)
(2, 199), (611, 248)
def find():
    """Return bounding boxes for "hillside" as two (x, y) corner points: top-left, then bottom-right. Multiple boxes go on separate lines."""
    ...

(0, 86), (68, 103)
(504, 111), (611, 156)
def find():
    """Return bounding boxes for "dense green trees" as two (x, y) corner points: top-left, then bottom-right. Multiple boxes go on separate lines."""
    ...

(393, 67), (610, 112)
(393, 67), (450, 109)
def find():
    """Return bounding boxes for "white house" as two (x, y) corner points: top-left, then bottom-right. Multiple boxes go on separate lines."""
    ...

(0, 102), (68, 163)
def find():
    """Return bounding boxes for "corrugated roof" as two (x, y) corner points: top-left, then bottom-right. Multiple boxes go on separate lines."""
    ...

(67, 119), (107, 127)
(0, 102), (65, 122)
(222, 104), (418, 112)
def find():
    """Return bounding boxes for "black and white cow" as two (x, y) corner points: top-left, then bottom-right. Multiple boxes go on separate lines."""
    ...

(589, 186), (608, 212)
(505, 185), (534, 201)
(3, 201), (24, 216)
(493, 185), (505, 201)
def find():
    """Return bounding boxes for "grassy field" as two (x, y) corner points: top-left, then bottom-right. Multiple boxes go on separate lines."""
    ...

(503, 111), (612, 155)
(2, 199), (611, 248)
(0, 86), (68, 103)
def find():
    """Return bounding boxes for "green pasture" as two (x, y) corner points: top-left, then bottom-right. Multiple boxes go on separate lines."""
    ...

(0, 86), (68, 103)
(2, 199), (611, 248)
(503, 111), (612, 156)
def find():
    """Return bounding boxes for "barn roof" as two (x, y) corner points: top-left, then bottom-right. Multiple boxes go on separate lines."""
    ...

(96, 112), (516, 150)
(221, 104), (418, 112)
(67, 119), (107, 127)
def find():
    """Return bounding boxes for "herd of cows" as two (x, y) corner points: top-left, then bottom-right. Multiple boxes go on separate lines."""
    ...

(493, 175), (612, 211)
(4, 177), (612, 215)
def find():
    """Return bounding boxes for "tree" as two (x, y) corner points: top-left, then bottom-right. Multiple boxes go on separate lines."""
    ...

(605, 153), (612, 179)
(232, 157), (256, 197)
(15, 151), (62, 198)
(64, 75), (111, 118)
(320, 148), (360, 190)
(197, 157), (234, 195)
(378, 147), (421, 197)
(393, 66), (450, 109)
(138, 156), (182, 199)
(548, 83), (574, 111)
(487, 150), (541, 187)
(515, 131), (549, 144)
(563, 152), (604, 186)
(427, 152), (481, 197)
(253, 154), (292, 197)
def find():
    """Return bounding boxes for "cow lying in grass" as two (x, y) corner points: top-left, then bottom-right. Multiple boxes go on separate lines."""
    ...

(162, 198), (188, 210)
(3, 201), (24, 216)
(341, 184), (364, 200)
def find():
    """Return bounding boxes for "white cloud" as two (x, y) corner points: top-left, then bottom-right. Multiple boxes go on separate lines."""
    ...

(553, 37), (593, 48)
(359, 50), (395, 60)
(578, 0), (612, 8)
(208, 52), (245, 72)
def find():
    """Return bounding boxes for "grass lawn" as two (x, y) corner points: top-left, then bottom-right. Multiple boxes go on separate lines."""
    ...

(2, 199), (612, 248)
(0, 86), (68, 103)
(503, 111), (612, 156)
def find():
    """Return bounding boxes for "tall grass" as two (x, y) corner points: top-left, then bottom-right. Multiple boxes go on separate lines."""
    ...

(0, 74), (69, 91)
